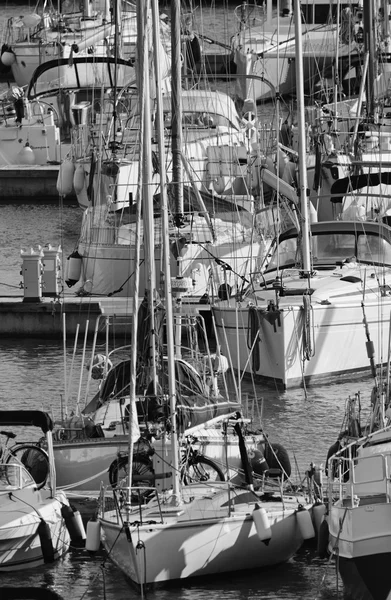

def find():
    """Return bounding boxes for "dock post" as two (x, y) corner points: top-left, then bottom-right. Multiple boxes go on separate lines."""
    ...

(42, 244), (62, 297)
(20, 246), (44, 302)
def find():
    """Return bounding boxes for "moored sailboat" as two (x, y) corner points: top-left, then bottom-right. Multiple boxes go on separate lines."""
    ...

(231, 0), (363, 103)
(212, 0), (391, 390)
(97, 0), (315, 589)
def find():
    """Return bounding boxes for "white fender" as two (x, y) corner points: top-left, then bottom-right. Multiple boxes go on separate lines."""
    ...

(57, 160), (75, 196)
(73, 164), (85, 194)
(252, 503), (272, 543)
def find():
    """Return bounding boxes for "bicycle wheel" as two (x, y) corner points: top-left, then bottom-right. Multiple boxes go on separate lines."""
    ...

(6, 444), (49, 490)
(108, 454), (155, 502)
(181, 455), (225, 485)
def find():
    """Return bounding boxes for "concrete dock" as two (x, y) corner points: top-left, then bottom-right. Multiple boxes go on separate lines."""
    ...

(0, 294), (207, 337)
(0, 295), (134, 337)
(0, 165), (77, 202)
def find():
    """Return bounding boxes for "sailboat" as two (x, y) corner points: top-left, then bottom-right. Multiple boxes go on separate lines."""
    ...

(55, 4), (272, 301)
(212, 0), (391, 390)
(0, 1), (169, 88)
(325, 389), (391, 600)
(48, 0), (291, 499)
(97, 0), (315, 589)
(314, 335), (391, 599)
(231, 0), (364, 103)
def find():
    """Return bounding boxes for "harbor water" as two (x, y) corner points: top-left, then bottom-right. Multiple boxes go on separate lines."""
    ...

(0, 1), (377, 599)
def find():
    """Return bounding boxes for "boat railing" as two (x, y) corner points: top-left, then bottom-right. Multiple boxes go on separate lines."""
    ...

(328, 451), (391, 507)
(100, 479), (236, 524)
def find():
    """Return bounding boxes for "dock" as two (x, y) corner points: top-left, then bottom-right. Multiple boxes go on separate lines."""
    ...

(0, 165), (76, 202)
(0, 295), (132, 337)
(0, 294), (209, 337)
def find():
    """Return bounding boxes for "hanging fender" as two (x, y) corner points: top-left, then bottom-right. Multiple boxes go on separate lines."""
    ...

(73, 164), (85, 194)
(317, 517), (330, 559)
(85, 519), (101, 552)
(37, 518), (55, 563)
(252, 503), (272, 545)
(61, 504), (85, 542)
(65, 250), (82, 287)
(296, 504), (315, 540)
(248, 306), (262, 373)
(57, 160), (75, 196)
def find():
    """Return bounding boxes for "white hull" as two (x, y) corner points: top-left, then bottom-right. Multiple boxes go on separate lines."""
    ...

(234, 33), (339, 102)
(100, 486), (306, 585)
(213, 296), (391, 389)
(327, 429), (391, 599)
(231, 0), (362, 103)
(0, 489), (70, 571)
(329, 501), (391, 559)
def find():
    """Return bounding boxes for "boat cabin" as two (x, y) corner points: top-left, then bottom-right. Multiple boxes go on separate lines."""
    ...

(264, 221), (391, 273)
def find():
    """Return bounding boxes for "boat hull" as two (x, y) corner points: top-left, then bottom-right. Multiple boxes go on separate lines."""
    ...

(213, 297), (391, 389)
(100, 490), (304, 585)
(0, 489), (70, 571)
(329, 502), (391, 600)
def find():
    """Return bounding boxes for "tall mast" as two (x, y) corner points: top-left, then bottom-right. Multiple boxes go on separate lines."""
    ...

(151, 0), (181, 501)
(171, 0), (184, 225)
(363, 0), (376, 117)
(138, 0), (158, 386)
(294, 0), (311, 276)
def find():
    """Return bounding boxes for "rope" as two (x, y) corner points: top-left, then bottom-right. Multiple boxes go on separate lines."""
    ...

(58, 466), (109, 490)
(302, 294), (313, 361)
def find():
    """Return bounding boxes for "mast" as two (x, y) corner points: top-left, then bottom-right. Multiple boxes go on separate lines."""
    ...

(151, 0), (181, 501)
(125, 0), (147, 504)
(171, 0), (184, 225)
(294, 0), (311, 275)
(138, 0), (158, 387)
(125, 0), (160, 504)
(363, 0), (376, 117)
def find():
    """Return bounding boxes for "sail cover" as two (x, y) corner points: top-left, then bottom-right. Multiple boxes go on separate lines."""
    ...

(98, 356), (241, 432)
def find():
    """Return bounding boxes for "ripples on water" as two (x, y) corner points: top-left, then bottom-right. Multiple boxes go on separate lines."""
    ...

(0, 546), (341, 599)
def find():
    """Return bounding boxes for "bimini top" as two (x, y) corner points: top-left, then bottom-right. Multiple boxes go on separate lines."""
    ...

(27, 57), (136, 100)
(0, 410), (53, 433)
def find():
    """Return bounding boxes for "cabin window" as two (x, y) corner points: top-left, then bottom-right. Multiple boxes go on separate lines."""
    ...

(313, 233), (355, 262)
(163, 111), (231, 129)
(266, 237), (298, 270)
(357, 234), (391, 266)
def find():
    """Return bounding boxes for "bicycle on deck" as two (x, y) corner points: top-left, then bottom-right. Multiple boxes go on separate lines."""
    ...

(0, 430), (50, 489)
(108, 434), (225, 502)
